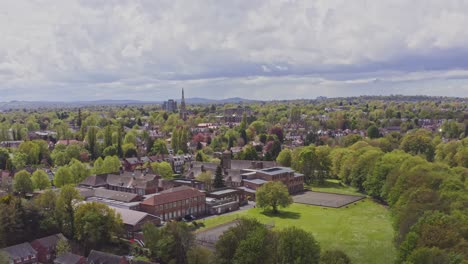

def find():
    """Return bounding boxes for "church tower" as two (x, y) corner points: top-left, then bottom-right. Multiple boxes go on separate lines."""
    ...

(180, 88), (187, 121)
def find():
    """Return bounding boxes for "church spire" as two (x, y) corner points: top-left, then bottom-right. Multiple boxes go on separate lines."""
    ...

(180, 88), (187, 121)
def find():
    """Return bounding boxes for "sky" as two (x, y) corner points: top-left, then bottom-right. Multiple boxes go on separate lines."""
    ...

(1, 0), (468, 101)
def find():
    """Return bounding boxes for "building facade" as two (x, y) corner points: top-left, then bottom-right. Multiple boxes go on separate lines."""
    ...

(140, 186), (205, 221)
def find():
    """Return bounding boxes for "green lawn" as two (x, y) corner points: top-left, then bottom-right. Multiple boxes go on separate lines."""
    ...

(307, 179), (362, 196)
(197, 199), (396, 264)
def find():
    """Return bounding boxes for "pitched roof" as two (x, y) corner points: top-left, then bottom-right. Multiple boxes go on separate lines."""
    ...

(54, 252), (84, 264)
(110, 206), (160, 226)
(79, 174), (108, 187)
(1, 242), (37, 259)
(78, 188), (140, 203)
(106, 174), (157, 190)
(87, 250), (127, 264)
(32, 233), (66, 249)
(141, 186), (204, 206)
(124, 157), (140, 165)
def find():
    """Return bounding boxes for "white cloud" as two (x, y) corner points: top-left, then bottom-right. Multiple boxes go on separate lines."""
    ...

(0, 0), (468, 100)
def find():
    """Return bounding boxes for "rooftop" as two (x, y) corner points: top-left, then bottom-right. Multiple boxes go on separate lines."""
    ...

(1, 242), (37, 259)
(243, 179), (268, 185)
(209, 189), (239, 196)
(259, 167), (294, 175)
(110, 206), (160, 226)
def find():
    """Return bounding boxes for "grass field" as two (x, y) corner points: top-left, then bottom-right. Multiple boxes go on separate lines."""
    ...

(196, 198), (396, 264)
(307, 179), (362, 196)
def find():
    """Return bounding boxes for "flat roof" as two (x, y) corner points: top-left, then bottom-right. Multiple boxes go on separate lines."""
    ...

(209, 189), (239, 195)
(259, 167), (294, 175)
(243, 179), (268, 185)
(237, 187), (256, 193)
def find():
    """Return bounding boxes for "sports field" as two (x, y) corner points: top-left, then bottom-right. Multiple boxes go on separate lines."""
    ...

(197, 196), (395, 264)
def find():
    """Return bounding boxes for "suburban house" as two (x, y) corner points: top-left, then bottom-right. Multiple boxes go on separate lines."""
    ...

(121, 157), (143, 172)
(140, 186), (206, 221)
(110, 206), (161, 238)
(31, 233), (66, 264)
(1, 242), (38, 264)
(54, 252), (85, 264)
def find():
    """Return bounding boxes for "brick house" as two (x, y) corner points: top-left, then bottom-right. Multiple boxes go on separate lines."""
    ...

(1, 242), (38, 264)
(121, 157), (143, 172)
(31, 233), (66, 263)
(140, 186), (205, 221)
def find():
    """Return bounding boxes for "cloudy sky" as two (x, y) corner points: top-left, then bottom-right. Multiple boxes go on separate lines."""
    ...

(1, 0), (468, 101)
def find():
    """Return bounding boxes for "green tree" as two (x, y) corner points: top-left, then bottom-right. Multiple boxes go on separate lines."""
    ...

(320, 250), (351, 264)
(187, 246), (214, 264)
(196, 171), (213, 192)
(102, 156), (121, 174)
(18, 141), (40, 165)
(277, 227), (320, 264)
(56, 185), (82, 238)
(34, 189), (59, 234)
(13, 170), (33, 195)
(213, 165), (224, 189)
(152, 162), (173, 179)
(102, 145), (118, 157)
(151, 139), (169, 155)
(367, 125), (380, 139)
(0, 147), (10, 170)
(68, 159), (90, 183)
(93, 157), (104, 174)
(103, 125), (113, 148)
(143, 222), (194, 264)
(55, 238), (71, 256)
(54, 167), (73, 187)
(276, 149), (292, 167)
(216, 218), (269, 264)
(233, 226), (273, 264)
(86, 126), (98, 160)
(400, 129), (435, 161)
(290, 106), (301, 123)
(256, 181), (293, 214)
(11, 152), (28, 170)
(74, 202), (123, 253)
(122, 143), (137, 158)
(31, 170), (51, 190)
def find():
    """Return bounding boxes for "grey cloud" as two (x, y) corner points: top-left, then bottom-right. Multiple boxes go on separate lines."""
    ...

(0, 0), (468, 100)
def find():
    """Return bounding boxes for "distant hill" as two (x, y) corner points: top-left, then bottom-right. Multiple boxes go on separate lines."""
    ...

(0, 97), (260, 110)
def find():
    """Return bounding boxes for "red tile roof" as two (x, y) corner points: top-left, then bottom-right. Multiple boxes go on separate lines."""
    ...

(141, 186), (204, 206)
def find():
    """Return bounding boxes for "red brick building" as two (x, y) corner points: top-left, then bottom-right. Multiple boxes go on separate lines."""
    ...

(31, 234), (66, 264)
(1, 243), (38, 264)
(140, 186), (205, 221)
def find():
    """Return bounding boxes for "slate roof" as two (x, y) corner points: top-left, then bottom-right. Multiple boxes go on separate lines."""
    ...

(1, 242), (37, 259)
(110, 206), (161, 226)
(54, 252), (84, 264)
(79, 174), (108, 187)
(124, 157), (140, 165)
(32, 233), (66, 249)
(79, 173), (157, 190)
(141, 186), (204, 206)
(78, 188), (140, 203)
